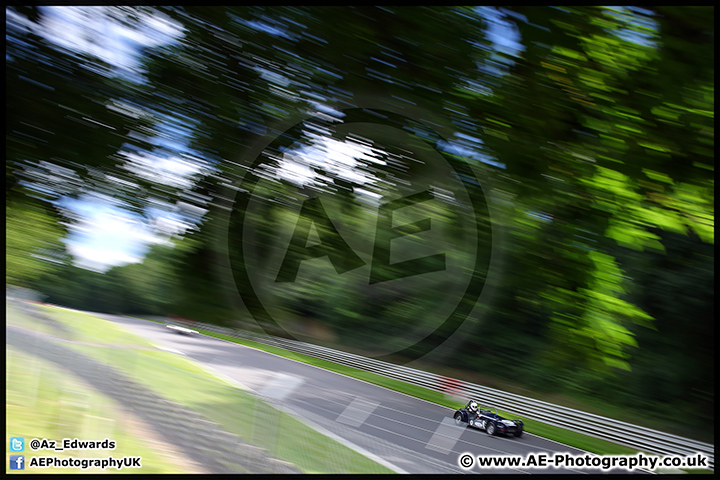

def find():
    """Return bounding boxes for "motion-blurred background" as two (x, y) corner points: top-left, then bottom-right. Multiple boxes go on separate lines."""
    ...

(7, 6), (713, 443)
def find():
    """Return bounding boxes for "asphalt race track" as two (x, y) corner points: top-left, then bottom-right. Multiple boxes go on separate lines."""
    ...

(98, 313), (651, 475)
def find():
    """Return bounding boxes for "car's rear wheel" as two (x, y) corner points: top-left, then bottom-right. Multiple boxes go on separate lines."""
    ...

(454, 412), (465, 427)
(487, 422), (496, 436)
(513, 429), (523, 438)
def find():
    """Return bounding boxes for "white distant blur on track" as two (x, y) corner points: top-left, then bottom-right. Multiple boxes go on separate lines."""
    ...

(165, 324), (198, 335)
(87, 312), (650, 475)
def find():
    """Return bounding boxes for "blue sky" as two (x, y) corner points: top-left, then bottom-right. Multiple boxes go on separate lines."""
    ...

(58, 196), (167, 270)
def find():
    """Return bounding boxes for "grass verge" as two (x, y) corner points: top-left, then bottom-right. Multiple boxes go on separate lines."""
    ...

(26, 305), (393, 474)
(6, 345), (196, 473)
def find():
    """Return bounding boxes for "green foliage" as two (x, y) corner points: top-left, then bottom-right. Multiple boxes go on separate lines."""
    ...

(6, 202), (68, 287)
(7, 6), (713, 432)
(547, 251), (652, 372)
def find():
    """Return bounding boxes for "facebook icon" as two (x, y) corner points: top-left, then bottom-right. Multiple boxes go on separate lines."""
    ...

(10, 455), (25, 470)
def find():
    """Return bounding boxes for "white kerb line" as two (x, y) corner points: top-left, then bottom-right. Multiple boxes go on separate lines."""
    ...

(426, 417), (465, 455)
(336, 397), (380, 428)
(259, 373), (305, 401)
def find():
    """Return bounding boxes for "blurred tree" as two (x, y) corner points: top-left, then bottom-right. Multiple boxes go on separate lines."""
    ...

(458, 6), (713, 374)
(6, 200), (69, 287)
(6, 7), (159, 208)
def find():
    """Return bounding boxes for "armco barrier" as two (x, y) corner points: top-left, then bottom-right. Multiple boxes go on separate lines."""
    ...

(188, 320), (714, 469)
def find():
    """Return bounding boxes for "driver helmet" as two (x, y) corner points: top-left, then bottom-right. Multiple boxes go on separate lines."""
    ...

(469, 402), (478, 412)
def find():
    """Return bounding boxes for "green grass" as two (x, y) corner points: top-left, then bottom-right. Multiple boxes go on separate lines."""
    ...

(6, 303), (62, 337)
(6, 345), (191, 474)
(29, 304), (393, 474)
(47, 307), (148, 347)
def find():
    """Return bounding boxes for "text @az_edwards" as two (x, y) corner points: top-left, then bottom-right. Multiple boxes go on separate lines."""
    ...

(28, 437), (116, 452)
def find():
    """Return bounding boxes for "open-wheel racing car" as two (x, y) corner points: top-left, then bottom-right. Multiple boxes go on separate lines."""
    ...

(453, 400), (524, 437)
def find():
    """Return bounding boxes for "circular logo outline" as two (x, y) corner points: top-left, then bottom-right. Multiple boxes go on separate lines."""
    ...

(219, 96), (498, 363)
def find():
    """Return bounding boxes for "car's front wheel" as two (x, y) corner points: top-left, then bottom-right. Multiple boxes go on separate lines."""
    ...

(486, 422), (496, 436)
(454, 412), (465, 427)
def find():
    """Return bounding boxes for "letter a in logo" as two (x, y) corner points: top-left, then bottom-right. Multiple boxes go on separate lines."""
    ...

(275, 197), (366, 282)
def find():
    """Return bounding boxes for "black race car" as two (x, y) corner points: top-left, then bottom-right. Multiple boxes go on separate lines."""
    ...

(453, 400), (524, 437)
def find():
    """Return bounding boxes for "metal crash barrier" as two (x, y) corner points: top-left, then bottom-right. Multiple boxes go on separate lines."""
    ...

(194, 321), (714, 469)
